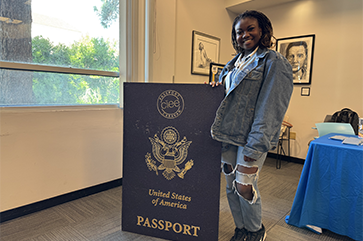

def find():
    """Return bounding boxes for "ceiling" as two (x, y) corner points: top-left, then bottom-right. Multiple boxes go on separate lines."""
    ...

(226, 0), (299, 13)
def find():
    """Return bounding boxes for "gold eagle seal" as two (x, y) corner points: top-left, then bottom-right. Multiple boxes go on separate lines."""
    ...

(145, 126), (193, 180)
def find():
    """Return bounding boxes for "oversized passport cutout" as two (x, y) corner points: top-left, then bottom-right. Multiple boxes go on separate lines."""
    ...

(122, 83), (224, 241)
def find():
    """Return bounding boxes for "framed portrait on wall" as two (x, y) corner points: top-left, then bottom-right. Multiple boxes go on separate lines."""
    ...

(191, 31), (220, 76)
(276, 34), (315, 84)
(209, 63), (225, 83)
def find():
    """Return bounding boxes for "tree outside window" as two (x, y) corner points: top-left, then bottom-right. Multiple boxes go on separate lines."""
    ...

(0, 0), (120, 106)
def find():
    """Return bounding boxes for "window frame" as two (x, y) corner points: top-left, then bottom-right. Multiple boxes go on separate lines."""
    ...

(0, 63), (121, 108)
(0, 0), (150, 108)
(0, 61), (119, 78)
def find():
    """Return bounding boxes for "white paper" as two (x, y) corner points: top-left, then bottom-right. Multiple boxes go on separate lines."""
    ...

(342, 137), (363, 145)
(306, 225), (322, 234)
(329, 135), (348, 141)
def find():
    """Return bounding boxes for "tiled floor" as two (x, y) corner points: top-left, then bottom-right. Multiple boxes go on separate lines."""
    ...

(0, 158), (355, 241)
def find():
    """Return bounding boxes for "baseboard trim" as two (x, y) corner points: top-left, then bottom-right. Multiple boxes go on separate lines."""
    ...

(267, 153), (305, 165)
(0, 178), (122, 223)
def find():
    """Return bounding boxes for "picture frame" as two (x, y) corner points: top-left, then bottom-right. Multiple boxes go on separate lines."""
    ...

(191, 31), (220, 76)
(209, 63), (225, 83)
(301, 87), (310, 96)
(276, 34), (315, 84)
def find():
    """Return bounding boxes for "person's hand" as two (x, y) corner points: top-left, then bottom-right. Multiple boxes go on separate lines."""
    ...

(244, 156), (256, 162)
(204, 81), (220, 87)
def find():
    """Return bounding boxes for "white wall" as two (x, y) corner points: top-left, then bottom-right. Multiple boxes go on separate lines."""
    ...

(0, 107), (122, 211)
(151, 0), (177, 83)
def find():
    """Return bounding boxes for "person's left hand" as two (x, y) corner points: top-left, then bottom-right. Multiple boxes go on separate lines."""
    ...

(244, 156), (256, 162)
(204, 81), (220, 87)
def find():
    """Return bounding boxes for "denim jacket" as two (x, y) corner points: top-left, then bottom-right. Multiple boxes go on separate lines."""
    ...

(211, 47), (293, 160)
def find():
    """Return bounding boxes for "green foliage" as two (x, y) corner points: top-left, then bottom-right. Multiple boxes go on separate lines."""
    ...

(94, 0), (119, 29)
(32, 36), (119, 105)
(32, 36), (71, 66)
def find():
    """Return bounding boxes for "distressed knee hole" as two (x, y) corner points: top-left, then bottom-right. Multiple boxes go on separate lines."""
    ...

(236, 164), (258, 175)
(234, 168), (259, 204)
(222, 163), (234, 175)
(236, 171), (257, 185)
(234, 181), (258, 204)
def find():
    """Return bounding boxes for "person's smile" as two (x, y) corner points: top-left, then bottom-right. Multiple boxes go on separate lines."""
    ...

(242, 39), (255, 49)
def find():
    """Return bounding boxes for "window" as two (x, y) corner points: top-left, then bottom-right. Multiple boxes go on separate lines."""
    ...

(0, 0), (120, 106)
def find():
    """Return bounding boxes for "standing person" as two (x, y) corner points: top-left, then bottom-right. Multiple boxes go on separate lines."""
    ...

(209, 10), (293, 241)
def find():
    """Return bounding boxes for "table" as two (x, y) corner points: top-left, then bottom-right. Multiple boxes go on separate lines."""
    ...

(287, 133), (363, 241)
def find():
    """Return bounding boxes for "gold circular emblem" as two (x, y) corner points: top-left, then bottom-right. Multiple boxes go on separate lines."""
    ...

(161, 126), (179, 145)
(157, 90), (184, 119)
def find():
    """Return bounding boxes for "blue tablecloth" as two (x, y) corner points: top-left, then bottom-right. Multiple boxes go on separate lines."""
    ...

(287, 133), (363, 241)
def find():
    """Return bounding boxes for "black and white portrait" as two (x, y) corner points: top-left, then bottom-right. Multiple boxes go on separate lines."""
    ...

(191, 31), (220, 76)
(276, 35), (315, 84)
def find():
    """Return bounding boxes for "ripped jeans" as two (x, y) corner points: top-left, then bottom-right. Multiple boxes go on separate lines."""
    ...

(221, 144), (267, 232)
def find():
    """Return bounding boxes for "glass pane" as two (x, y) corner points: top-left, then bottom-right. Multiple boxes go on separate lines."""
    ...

(0, 69), (119, 106)
(0, 0), (120, 106)
(0, 0), (119, 71)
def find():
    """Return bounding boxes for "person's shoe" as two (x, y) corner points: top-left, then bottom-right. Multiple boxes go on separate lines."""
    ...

(245, 224), (266, 241)
(230, 227), (248, 241)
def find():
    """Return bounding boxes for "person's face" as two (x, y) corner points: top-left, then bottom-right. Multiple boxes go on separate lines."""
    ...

(234, 17), (262, 53)
(287, 46), (307, 72)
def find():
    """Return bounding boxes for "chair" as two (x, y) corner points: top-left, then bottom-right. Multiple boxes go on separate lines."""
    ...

(314, 122), (355, 137)
(276, 118), (293, 169)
